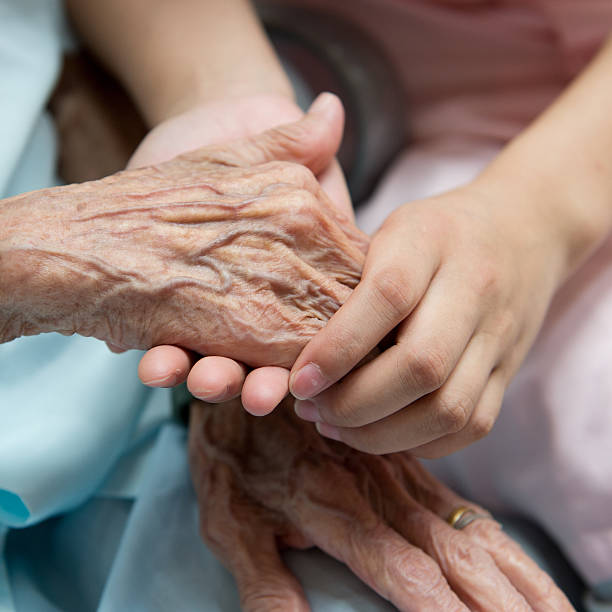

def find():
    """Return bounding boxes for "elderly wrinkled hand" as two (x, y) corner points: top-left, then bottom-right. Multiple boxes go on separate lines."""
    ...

(0, 95), (366, 365)
(188, 396), (573, 612)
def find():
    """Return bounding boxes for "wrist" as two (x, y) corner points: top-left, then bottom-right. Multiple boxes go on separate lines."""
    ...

(478, 38), (612, 280)
(148, 78), (296, 129)
(128, 94), (305, 169)
(0, 187), (107, 343)
(0, 193), (58, 341)
(477, 137), (612, 283)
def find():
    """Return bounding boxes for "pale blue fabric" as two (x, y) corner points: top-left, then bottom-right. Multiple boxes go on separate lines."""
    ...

(2, 424), (597, 611)
(0, 0), (174, 530)
(0, 0), (63, 196)
(0, 1), (173, 608)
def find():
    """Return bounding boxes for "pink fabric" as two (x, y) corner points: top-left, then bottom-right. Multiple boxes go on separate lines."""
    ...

(270, 0), (612, 586)
(277, 0), (611, 143)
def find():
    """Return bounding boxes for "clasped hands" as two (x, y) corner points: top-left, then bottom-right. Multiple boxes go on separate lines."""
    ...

(139, 94), (567, 459)
(122, 95), (572, 608)
(25, 88), (573, 609)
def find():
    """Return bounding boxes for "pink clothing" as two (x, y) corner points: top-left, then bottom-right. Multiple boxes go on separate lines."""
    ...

(272, 0), (612, 587)
(279, 0), (610, 143)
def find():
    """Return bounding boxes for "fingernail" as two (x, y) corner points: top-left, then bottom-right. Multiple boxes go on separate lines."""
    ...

(294, 399), (321, 422)
(316, 422), (342, 442)
(291, 363), (327, 400)
(309, 92), (335, 115)
(192, 388), (224, 402)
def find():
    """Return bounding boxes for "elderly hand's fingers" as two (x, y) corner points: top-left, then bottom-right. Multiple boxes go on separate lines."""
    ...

(273, 458), (467, 611)
(186, 356), (248, 402)
(189, 406), (310, 612)
(390, 456), (575, 612)
(241, 367), (290, 416)
(230, 540), (310, 612)
(314, 335), (498, 454)
(138, 345), (196, 387)
(359, 455), (533, 612)
(106, 342), (128, 354)
(230, 529), (311, 612)
(465, 521), (575, 612)
(198, 472), (310, 612)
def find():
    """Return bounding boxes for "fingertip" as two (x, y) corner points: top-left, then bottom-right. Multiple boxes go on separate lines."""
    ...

(106, 342), (127, 354)
(308, 92), (343, 121)
(138, 345), (192, 387)
(187, 356), (246, 402)
(242, 367), (290, 416)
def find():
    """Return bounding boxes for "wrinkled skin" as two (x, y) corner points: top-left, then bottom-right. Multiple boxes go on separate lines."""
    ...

(1, 111), (367, 366)
(189, 397), (574, 612)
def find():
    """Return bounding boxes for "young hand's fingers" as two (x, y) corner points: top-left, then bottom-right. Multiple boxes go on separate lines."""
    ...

(390, 457), (575, 612)
(289, 238), (438, 401)
(279, 461), (467, 611)
(411, 370), (506, 459)
(138, 345), (196, 387)
(360, 455), (533, 612)
(315, 335), (497, 454)
(296, 270), (482, 429)
(241, 367), (290, 416)
(186, 356), (248, 402)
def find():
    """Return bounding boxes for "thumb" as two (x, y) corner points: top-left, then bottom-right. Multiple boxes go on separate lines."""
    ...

(223, 92), (344, 175)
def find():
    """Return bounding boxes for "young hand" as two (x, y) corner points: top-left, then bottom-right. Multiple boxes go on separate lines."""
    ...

(288, 179), (568, 457)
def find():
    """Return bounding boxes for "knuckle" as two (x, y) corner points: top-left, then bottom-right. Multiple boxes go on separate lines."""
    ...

(493, 309), (520, 345)
(395, 549), (448, 597)
(448, 537), (496, 577)
(468, 410), (496, 440)
(293, 189), (320, 217)
(284, 161), (317, 187)
(399, 346), (450, 395)
(281, 189), (322, 232)
(434, 391), (472, 434)
(370, 267), (414, 322)
(472, 261), (503, 300)
(289, 189), (321, 219)
(242, 589), (304, 612)
(322, 321), (365, 374)
(324, 395), (362, 427)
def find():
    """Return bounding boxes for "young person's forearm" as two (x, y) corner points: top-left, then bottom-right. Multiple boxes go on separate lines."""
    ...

(65, 0), (293, 126)
(480, 36), (612, 276)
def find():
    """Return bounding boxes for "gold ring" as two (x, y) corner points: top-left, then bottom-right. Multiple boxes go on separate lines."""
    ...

(446, 506), (491, 530)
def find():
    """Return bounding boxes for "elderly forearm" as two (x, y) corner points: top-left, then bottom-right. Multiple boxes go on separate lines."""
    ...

(64, 0), (293, 126)
(479, 36), (612, 278)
